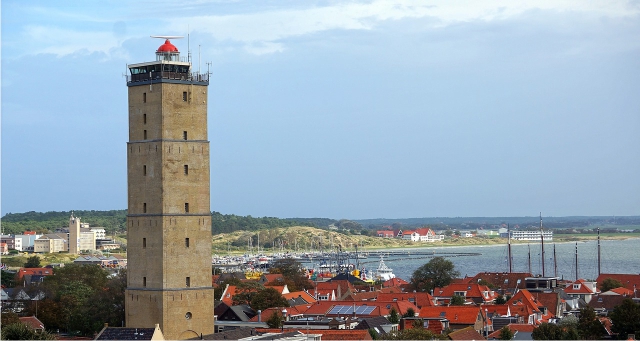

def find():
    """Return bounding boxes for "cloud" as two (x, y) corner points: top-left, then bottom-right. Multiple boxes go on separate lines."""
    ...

(167, 0), (639, 54)
(6, 0), (639, 58)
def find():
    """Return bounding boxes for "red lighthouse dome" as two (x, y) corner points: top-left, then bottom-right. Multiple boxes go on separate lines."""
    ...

(157, 39), (179, 53)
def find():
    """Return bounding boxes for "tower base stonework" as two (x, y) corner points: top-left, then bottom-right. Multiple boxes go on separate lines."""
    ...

(125, 288), (214, 340)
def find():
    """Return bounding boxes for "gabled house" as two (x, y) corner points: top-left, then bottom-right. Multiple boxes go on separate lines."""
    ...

(309, 280), (355, 301)
(506, 289), (554, 324)
(259, 273), (285, 285)
(398, 228), (444, 242)
(433, 283), (498, 305)
(283, 291), (317, 306)
(419, 306), (487, 333)
(564, 279), (599, 304)
(377, 230), (395, 238)
(376, 292), (436, 309)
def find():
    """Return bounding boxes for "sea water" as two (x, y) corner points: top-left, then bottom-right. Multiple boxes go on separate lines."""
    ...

(366, 238), (640, 282)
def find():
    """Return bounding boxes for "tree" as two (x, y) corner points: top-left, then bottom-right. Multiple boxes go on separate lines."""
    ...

(1, 270), (16, 288)
(0, 322), (56, 340)
(269, 258), (312, 291)
(402, 307), (416, 318)
(495, 294), (506, 305)
(532, 322), (563, 340)
(24, 256), (41, 268)
(250, 288), (290, 311)
(498, 326), (514, 340)
(388, 308), (400, 324)
(386, 328), (444, 340)
(410, 257), (460, 293)
(450, 295), (465, 306)
(266, 311), (284, 328)
(411, 318), (424, 328)
(1, 311), (20, 326)
(231, 281), (265, 306)
(610, 298), (640, 339)
(577, 306), (604, 340)
(600, 277), (624, 292)
(35, 264), (123, 336)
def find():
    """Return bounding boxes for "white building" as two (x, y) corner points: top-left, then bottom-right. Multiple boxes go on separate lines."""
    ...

(510, 230), (553, 241)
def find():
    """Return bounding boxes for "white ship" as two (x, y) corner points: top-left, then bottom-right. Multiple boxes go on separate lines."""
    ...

(375, 256), (396, 281)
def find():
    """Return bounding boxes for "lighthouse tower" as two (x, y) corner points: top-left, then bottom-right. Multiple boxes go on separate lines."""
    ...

(124, 37), (213, 340)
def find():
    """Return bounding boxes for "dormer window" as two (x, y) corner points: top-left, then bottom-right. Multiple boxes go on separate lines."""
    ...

(573, 284), (581, 290)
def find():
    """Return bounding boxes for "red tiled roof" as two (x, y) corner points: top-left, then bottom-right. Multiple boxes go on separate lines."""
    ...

(480, 304), (510, 317)
(256, 328), (373, 340)
(608, 287), (634, 296)
(433, 283), (498, 303)
(383, 277), (409, 287)
(465, 272), (532, 290)
(448, 326), (485, 340)
(343, 290), (378, 301)
(283, 291), (316, 303)
(487, 323), (534, 338)
(596, 273), (640, 292)
(18, 316), (44, 330)
(377, 292), (435, 308)
(564, 279), (598, 294)
(419, 306), (482, 325)
(16, 268), (52, 280)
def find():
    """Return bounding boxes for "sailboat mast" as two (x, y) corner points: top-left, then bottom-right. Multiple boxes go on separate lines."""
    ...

(575, 242), (579, 281)
(597, 227), (601, 276)
(528, 244), (532, 274)
(507, 224), (512, 273)
(553, 244), (557, 278)
(540, 213), (545, 277)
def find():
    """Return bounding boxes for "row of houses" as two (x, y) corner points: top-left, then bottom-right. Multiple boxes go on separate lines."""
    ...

(376, 228), (445, 242)
(375, 227), (553, 241)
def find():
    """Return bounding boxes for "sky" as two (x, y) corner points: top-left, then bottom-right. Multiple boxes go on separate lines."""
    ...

(2, 0), (639, 219)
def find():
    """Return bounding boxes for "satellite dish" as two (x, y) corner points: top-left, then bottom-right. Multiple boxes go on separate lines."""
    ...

(150, 35), (184, 40)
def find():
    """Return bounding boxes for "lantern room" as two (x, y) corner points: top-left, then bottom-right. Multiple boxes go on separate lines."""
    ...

(156, 39), (180, 62)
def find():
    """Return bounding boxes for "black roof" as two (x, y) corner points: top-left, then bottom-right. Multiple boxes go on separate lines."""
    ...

(96, 327), (157, 340)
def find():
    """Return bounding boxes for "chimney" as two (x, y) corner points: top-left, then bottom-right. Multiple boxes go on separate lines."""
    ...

(258, 310), (262, 322)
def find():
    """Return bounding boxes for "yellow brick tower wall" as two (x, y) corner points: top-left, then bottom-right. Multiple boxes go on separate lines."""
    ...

(125, 81), (214, 340)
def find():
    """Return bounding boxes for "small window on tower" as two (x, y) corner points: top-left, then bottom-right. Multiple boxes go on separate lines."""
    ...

(143, 92), (147, 103)
(185, 238), (190, 247)
(183, 91), (187, 101)
(184, 165), (189, 175)
(186, 277), (191, 287)
(143, 238), (146, 248)
(185, 203), (189, 213)
(183, 131), (188, 140)
(144, 130), (147, 139)
(143, 277), (147, 287)
(143, 114), (147, 124)
(143, 165), (147, 176)
(143, 203), (147, 213)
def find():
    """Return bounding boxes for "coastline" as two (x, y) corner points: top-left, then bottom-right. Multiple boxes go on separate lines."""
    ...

(362, 235), (640, 251)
